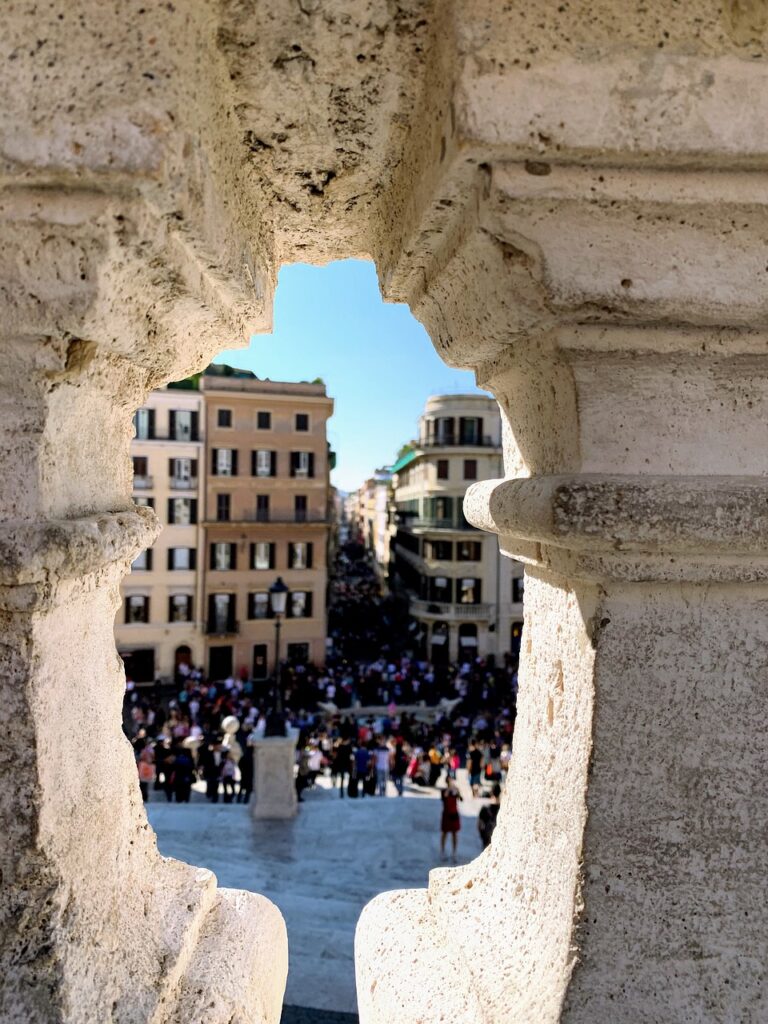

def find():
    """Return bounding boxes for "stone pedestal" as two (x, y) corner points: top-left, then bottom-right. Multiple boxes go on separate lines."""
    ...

(251, 737), (299, 821)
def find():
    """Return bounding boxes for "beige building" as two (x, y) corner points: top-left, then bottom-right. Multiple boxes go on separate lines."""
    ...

(115, 386), (204, 682)
(356, 469), (392, 573)
(390, 395), (524, 663)
(201, 374), (333, 680)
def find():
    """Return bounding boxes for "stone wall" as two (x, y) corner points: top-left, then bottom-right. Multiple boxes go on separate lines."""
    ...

(2, 1), (767, 1021)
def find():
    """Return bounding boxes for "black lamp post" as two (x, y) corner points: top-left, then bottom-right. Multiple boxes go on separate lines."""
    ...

(264, 576), (288, 737)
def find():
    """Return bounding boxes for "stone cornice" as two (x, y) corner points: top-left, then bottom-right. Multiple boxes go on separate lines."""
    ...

(466, 474), (768, 581)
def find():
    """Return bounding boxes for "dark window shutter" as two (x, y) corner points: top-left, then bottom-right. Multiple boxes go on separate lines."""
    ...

(271, 451), (277, 476)
(230, 544), (237, 570)
(124, 601), (130, 625)
(191, 411), (199, 441)
(231, 450), (239, 476)
(148, 408), (156, 439)
(189, 548), (197, 571)
(227, 596), (236, 632)
(306, 592), (313, 617)
(169, 410), (176, 439)
(251, 451), (257, 476)
(286, 592), (293, 619)
(269, 543), (276, 569)
(478, 417), (484, 442)
(168, 457), (175, 476)
(249, 543), (256, 568)
(290, 452), (297, 477)
(167, 549), (173, 570)
(207, 594), (215, 626)
(167, 498), (175, 524)
(146, 549), (153, 571)
(307, 543), (313, 568)
(476, 579), (482, 603)
(308, 453), (315, 478)
(168, 596), (174, 622)
(211, 448), (218, 475)
(210, 544), (216, 570)
(190, 499), (198, 524)
(191, 459), (198, 478)
(288, 543), (295, 568)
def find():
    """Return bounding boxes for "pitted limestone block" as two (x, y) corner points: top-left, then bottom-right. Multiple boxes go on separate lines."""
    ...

(355, 889), (482, 1024)
(163, 888), (287, 1024)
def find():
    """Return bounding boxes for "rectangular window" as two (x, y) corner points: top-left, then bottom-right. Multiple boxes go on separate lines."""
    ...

(167, 497), (197, 525)
(457, 540), (482, 561)
(287, 642), (310, 664)
(435, 417), (455, 445)
(459, 577), (481, 604)
(463, 458), (478, 480)
(288, 541), (313, 569)
(169, 457), (197, 487)
(257, 410), (271, 430)
(295, 413), (309, 432)
(171, 409), (197, 442)
(434, 496), (453, 523)
(253, 449), (276, 477)
(208, 593), (235, 634)
(459, 417), (483, 445)
(437, 459), (449, 480)
(426, 540), (452, 561)
(288, 590), (313, 618)
(134, 496), (155, 509)
(251, 542), (275, 570)
(132, 456), (148, 477)
(216, 494), (231, 522)
(131, 548), (152, 571)
(168, 547), (196, 571)
(294, 495), (307, 522)
(512, 576), (525, 604)
(168, 594), (193, 622)
(429, 576), (452, 603)
(125, 594), (149, 624)
(290, 451), (315, 478)
(256, 494), (270, 522)
(134, 408), (154, 440)
(248, 592), (271, 619)
(211, 542), (236, 571)
(217, 408), (232, 428)
(212, 448), (237, 477)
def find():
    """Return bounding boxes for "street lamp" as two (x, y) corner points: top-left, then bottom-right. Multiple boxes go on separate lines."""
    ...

(265, 576), (288, 737)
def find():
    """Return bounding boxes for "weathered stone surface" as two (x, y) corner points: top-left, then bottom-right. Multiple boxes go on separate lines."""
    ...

(3, 0), (768, 1020)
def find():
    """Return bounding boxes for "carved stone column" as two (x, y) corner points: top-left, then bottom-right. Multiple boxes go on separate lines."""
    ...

(358, 8), (768, 1021)
(0, 184), (285, 1021)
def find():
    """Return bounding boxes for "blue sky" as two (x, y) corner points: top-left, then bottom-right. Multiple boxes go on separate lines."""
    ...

(214, 259), (485, 492)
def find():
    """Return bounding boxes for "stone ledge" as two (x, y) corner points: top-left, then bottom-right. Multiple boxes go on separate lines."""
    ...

(466, 474), (768, 555)
(0, 507), (158, 587)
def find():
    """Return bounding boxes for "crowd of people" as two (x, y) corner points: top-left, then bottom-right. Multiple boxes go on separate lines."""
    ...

(124, 541), (519, 856)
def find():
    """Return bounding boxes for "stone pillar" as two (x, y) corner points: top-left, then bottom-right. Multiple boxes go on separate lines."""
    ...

(251, 737), (299, 821)
(0, 181), (284, 1020)
(357, 11), (768, 1020)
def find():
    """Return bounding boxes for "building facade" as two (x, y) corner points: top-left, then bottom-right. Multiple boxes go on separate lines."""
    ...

(115, 371), (333, 682)
(114, 386), (205, 682)
(201, 374), (333, 680)
(389, 395), (524, 663)
(356, 469), (392, 573)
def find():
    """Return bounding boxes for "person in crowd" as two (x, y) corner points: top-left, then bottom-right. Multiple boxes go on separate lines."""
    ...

(478, 783), (502, 849)
(137, 745), (155, 802)
(374, 737), (390, 797)
(391, 740), (408, 797)
(440, 776), (463, 863)
(354, 742), (370, 798)
(466, 740), (484, 797)
(332, 737), (353, 799)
